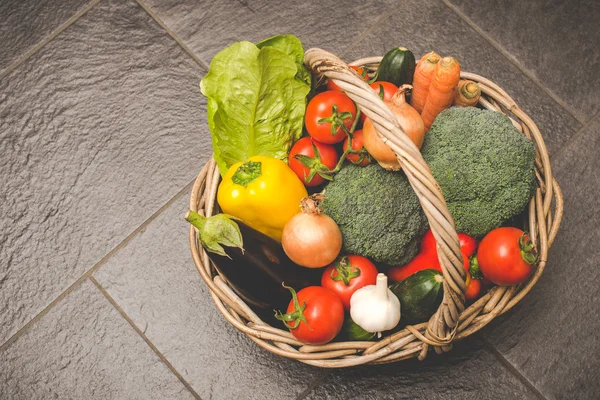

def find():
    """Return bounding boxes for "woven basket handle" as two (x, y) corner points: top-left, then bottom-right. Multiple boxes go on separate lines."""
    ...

(304, 48), (466, 356)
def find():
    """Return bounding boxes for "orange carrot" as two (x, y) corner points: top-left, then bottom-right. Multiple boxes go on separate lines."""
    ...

(421, 56), (461, 130)
(410, 51), (441, 114)
(453, 79), (481, 107)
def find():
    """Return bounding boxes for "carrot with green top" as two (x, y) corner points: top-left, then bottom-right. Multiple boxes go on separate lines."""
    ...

(410, 51), (441, 114)
(453, 79), (481, 107)
(421, 56), (461, 130)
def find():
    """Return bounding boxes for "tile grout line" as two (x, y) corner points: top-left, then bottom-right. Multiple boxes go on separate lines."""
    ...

(0, 0), (102, 81)
(89, 276), (203, 400)
(135, 0), (210, 71)
(295, 370), (334, 400)
(0, 178), (196, 353)
(439, 0), (587, 126)
(339, 9), (397, 60)
(550, 109), (600, 160)
(480, 335), (548, 400)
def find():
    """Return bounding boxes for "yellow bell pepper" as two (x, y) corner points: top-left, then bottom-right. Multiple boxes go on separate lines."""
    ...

(217, 155), (308, 241)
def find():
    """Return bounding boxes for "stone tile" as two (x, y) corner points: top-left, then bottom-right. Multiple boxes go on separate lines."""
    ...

(305, 337), (537, 400)
(0, 0), (93, 72)
(93, 192), (322, 400)
(0, 279), (194, 400)
(0, 0), (210, 344)
(340, 0), (580, 155)
(447, 0), (600, 122)
(483, 117), (600, 400)
(140, 0), (396, 65)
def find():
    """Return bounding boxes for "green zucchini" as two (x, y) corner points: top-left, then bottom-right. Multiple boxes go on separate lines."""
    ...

(375, 47), (416, 87)
(337, 314), (376, 341)
(389, 269), (444, 324)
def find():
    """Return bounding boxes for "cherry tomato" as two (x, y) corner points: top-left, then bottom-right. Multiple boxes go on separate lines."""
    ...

(327, 66), (367, 92)
(305, 91), (357, 144)
(276, 286), (344, 345)
(288, 137), (339, 187)
(477, 227), (537, 286)
(459, 233), (478, 258)
(321, 255), (378, 310)
(465, 274), (482, 301)
(342, 130), (371, 167)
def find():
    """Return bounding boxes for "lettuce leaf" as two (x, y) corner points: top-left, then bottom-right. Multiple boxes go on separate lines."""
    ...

(200, 36), (311, 175)
(256, 34), (312, 86)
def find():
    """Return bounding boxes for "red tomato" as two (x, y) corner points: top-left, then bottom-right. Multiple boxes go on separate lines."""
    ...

(342, 129), (371, 167)
(327, 66), (367, 92)
(459, 233), (478, 258)
(465, 274), (482, 301)
(288, 137), (339, 187)
(276, 286), (344, 345)
(305, 91), (357, 144)
(321, 255), (378, 310)
(369, 81), (398, 101)
(477, 227), (537, 286)
(359, 82), (399, 122)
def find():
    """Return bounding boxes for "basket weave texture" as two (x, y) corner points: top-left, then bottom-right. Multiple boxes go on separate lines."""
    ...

(188, 49), (564, 367)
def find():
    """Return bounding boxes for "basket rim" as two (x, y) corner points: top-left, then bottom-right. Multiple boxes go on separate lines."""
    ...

(188, 50), (564, 368)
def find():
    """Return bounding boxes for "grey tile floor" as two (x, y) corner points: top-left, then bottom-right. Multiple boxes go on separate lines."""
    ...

(0, 0), (598, 399)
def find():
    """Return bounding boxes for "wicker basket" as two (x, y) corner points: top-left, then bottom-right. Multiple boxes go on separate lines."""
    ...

(188, 48), (564, 367)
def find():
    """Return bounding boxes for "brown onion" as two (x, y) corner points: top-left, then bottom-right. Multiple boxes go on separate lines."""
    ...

(282, 194), (342, 268)
(363, 84), (425, 171)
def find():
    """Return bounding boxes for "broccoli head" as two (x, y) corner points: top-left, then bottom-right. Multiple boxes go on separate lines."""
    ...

(322, 163), (428, 266)
(420, 107), (536, 237)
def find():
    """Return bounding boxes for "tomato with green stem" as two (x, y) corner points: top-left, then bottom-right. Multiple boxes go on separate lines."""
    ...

(275, 285), (344, 345)
(343, 129), (371, 167)
(288, 137), (339, 186)
(305, 91), (357, 144)
(321, 255), (378, 310)
(477, 227), (537, 286)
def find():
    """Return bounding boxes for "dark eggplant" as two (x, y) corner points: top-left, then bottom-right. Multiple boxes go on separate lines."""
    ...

(186, 211), (321, 313)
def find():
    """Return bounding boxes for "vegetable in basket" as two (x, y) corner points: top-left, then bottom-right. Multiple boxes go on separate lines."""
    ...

(388, 229), (476, 282)
(321, 255), (379, 310)
(322, 163), (428, 266)
(389, 269), (444, 325)
(373, 47), (416, 87)
(281, 194), (342, 268)
(200, 35), (311, 175)
(362, 84), (425, 171)
(337, 315), (377, 341)
(477, 227), (537, 286)
(350, 273), (400, 337)
(288, 137), (339, 186)
(276, 285), (344, 345)
(420, 56), (461, 131)
(185, 211), (320, 311)
(420, 107), (537, 237)
(305, 91), (357, 144)
(217, 156), (307, 241)
(410, 51), (441, 114)
(453, 79), (481, 107)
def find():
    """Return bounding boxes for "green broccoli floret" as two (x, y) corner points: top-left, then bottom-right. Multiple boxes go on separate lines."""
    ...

(420, 107), (536, 237)
(322, 163), (428, 266)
